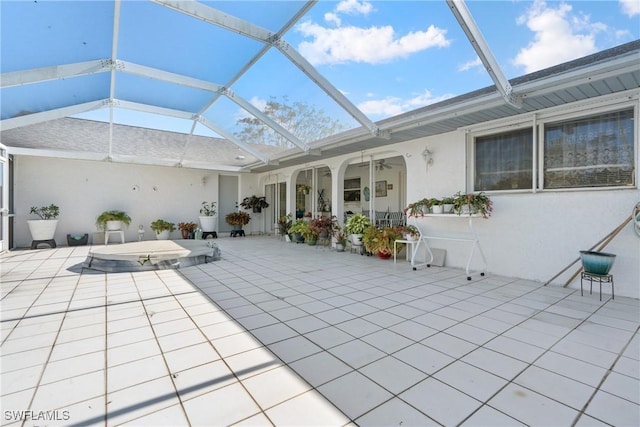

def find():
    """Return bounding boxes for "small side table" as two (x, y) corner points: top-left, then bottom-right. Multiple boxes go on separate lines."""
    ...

(230, 229), (245, 237)
(581, 271), (614, 301)
(202, 231), (217, 239)
(393, 239), (418, 264)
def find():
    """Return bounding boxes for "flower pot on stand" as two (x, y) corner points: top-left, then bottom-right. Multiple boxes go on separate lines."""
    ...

(580, 251), (616, 275)
(199, 216), (216, 232)
(27, 219), (58, 241)
(106, 220), (123, 231)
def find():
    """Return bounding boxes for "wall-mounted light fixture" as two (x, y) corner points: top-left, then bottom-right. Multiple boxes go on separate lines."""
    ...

(422, 147), (434, 166)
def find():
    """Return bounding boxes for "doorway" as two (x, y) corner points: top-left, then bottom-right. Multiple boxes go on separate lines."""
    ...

(218, 175), (239, 234)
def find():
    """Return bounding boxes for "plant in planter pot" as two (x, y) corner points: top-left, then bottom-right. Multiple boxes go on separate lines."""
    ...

(199, 201), (217, 232)
(289, 219), (307, 243)
(453, 192), (493, 218)
(28, 204), (60, 244)
(225, 211), (251, 230)
(344, 213), (371, 246)
(441, 196), (455, 214)
(335, 228), (347, 252)
(430, 198), (444, 214)
(402, 224), (420, 241)
(302, 220), (320, 245)
(363, 226), (404, 259)
(96, 210), (132, 231)
(277, 213), (293, 240)
(150, 219), (176, 240)
(240, 195), (269, 213)
(405, 198), (431, 217)
(178, 221), (197, 239)
(310, 215), (337, 240)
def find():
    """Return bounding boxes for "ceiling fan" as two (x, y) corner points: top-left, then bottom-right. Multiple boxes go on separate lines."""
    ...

(359, 159), (393, 170)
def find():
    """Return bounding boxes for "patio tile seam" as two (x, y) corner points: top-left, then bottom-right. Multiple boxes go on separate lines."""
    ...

(13, 259), (99, 421)
(571, 324), (640, 426)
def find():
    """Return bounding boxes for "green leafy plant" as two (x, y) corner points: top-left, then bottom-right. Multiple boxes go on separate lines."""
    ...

(240, 195), (269, 211)
(225, 211), (251, 226)
(200, 202), (217, 216)
(405, 198), (430, 216)
(277, 213), (293, 236)
(453, 192), (493, 218)
(362, 226), (404, 256)
(402, 224), (420, 239)
(95, 210), (132, 231)
(344, 213), (371, 235)
(30, 204), (60, 220)
(150, 219), (176, 233)
(289, 219), (308, 242)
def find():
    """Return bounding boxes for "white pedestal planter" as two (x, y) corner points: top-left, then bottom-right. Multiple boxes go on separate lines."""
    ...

(199, 216), (217, 232)
(27, 220), (58, 240)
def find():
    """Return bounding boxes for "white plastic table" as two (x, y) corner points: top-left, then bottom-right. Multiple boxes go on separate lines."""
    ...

(393, 238), (418, 264)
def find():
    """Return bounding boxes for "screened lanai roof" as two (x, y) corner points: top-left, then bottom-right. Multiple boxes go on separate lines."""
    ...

(1, 1), (639, 172)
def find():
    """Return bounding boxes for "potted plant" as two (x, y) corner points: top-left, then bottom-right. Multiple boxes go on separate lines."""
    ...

(402, 224), (420, 241)
(335, 228), (347, 252)
(430, 198), (444, 214)
(199, 201), (217, 232)
(453, 192), (493, 218)
(302, 220), (320, 245)
(297, 184), (311, 195)
(225, 211), (251, 231)
(277, 214), (293, 241)
(344, 213), (371, 246)
(289, 219), (307, 243)
(441, 196), (455, 214)
(96, 210), (132, 231)
(178, 221), (197, 239)
(28, 203), (60, 242)
(240, 195), (269, 213)
(150, 219), (176, 240)
(310, 215), (337, 240)
(405, 198), (431, 217)
(363, 226), (404, 259)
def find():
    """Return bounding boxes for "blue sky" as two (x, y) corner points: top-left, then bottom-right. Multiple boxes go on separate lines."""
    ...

(264, 0), (640, 119)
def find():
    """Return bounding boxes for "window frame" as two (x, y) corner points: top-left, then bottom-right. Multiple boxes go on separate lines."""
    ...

(467, 99), (638, 193)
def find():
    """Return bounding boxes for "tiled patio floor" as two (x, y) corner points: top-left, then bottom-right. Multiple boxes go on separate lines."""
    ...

(1, 236), (638, 426)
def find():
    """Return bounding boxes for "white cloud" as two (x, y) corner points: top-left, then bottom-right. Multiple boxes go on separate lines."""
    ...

(324, 12), (341, 26)
(235, 96), (267, 121)
(358, 90), (453, 117)
(336, 0), (373, 16)
(297, 22), (450, 65)
(458, 57), (483, 72)
(513, 0), (605, 73)
(619, 0), (640, 16)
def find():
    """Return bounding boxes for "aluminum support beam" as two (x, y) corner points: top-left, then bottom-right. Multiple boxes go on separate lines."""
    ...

(197, 116), (272, 165)
(0, 60), (110, 88)
(0, 101), (105, 131)
(120, 61), (308, 151)
(446, 0), (522, 108)
(153, 0), (383, 137)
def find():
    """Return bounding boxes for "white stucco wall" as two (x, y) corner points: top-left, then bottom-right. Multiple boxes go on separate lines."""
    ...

(13, 157), (225, 246)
